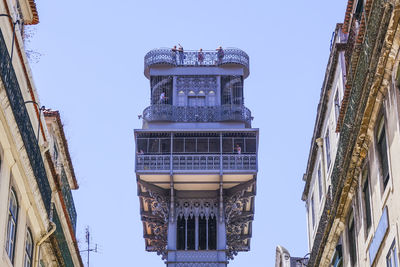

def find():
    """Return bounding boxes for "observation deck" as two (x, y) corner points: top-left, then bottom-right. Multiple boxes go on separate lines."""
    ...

(144, 48), (250, 79)
(142, 104), (252, 127)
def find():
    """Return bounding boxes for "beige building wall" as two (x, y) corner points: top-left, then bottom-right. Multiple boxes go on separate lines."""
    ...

(302, 1), (400, 266)
(0, 0), (83, 266)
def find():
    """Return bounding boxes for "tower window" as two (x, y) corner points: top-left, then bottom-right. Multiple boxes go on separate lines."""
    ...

(177, 215), (217, 251)
(150, 76), (173, 105)
(221, 76), (243, 105)
(187, 217), (195, 250)
(177, 217), (186, 250)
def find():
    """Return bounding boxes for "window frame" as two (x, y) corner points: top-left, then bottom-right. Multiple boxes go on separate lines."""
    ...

(6, 187), (19, 263)
(325, 129), (331, 170)
(361, 165), (372, 237)
(317, 162), (323, 201)
(386, 239), (399, 267)
(24, 228), (34, 267)
(375, 113), (391, 192)
(347, 211), (357, 266)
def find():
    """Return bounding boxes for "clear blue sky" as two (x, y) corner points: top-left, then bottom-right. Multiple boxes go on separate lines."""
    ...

(28, 1), (348, 266)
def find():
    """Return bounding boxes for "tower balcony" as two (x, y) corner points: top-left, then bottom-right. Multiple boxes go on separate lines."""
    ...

(142, 104), (252, 127)
(136, 153), (257, 173)
(144, 48), (250, 78)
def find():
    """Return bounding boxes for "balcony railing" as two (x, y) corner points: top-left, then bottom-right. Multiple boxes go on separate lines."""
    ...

(61, 167), (77, 233)
(136, 154), (257, 172)
(144, 48), (249, 78)
(143, 104), (252, 127)
(0, 29), (53, 214)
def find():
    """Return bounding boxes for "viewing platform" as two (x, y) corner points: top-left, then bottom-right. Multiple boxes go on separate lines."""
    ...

(144, 48), (250, 78)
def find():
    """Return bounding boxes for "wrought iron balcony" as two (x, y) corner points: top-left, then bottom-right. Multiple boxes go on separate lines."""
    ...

(136, 154), (257, 173)
(0, 29), (53, 214)
(61, 167), (77, 233)
(144, 48), (250, 78)
(143, 104), (252, 127)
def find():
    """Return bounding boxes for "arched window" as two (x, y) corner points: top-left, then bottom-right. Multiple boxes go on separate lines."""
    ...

(208, 90), (216, 106)
(177, 90), (186, 106)
(24, 228), (34, 267)
(221, 76), (243, 105)
(6, 188), (18, 262)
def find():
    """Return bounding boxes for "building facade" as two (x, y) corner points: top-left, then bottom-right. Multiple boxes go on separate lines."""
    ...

(134, 48), (258, 266)
(0, 1), (82, 266)
(302, 0), (400, 266)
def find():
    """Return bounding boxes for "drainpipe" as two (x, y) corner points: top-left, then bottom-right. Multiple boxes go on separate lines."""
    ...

(34, 221), (56, 267)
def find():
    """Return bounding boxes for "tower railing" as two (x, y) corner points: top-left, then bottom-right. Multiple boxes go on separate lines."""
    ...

(136, 153), (257, 172)
(142, 104), (252, 127)
(144, 48), (250, 78)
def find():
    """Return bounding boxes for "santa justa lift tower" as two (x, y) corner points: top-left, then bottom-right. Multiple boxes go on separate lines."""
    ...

(135, 47), (258, 266)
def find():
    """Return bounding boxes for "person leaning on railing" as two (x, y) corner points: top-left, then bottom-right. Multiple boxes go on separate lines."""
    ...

(171, 45), (178, 65)
(178, 44), (184, 64)
(216, 46), (224, 64)
(197, 48), (204, 65)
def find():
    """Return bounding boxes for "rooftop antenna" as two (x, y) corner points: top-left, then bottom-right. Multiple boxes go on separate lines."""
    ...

(81, 226), (98, 267)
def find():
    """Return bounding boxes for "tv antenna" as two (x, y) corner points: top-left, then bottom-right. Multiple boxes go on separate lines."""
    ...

(80, 226), (98, 267)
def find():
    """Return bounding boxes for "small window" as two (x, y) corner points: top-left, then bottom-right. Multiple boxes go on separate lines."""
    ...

(178, 91), (185, 106)
(209, 138), (220, 153)
(335, 91), (340, 123)
(317, 164), (323, 201)
(348, 211), (357, 265)
(376, 116), (390, 190)
(148, 139), (160, 153)
(24, 228), (34, 267)
(186, 217), (195, 250)
(197, 139), (208, 153)
(6, 188), (18, 263)
(177, 217), (185, 250)
(185, 139), (196, 153)
(311, 195), (315, 228)
(222, 138), (233, 153)
(208, 216), (217, 250)
(362, 167), (372, 233)
(354, 0), (364, 22)
(160, 139), (171, 153)
(325, 130), (331, 169)
(386, 240), (398, 267)
(137, 138), (148, 153)
(245, 138), (256, 153)
(173, 139), (184, 153)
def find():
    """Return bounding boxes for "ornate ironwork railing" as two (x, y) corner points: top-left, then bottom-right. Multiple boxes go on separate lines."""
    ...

(143, 104), (252, 126)
(61, 167), (77, 233)
(0, 29), (53, 213)
(144, 48), (249, 76)
(136, 154), (257, 172)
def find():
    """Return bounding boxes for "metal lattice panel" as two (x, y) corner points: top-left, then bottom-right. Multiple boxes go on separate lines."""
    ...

(176, 76), (218, 93)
